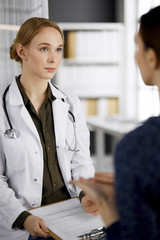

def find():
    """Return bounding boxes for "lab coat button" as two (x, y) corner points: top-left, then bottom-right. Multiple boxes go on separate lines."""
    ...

(34, 178), (37, 182)
(35, 151), (38, 154)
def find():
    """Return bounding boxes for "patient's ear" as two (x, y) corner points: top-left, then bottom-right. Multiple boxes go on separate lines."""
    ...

(16, 43), (27, 61)
(146, 48), (159, 69)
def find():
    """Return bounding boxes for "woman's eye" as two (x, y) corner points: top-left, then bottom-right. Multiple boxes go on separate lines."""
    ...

(40, 47), (48, 51)
(56, 48), (63, 53)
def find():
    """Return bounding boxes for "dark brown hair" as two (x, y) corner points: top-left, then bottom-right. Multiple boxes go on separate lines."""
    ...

(139, 5), (160, 57)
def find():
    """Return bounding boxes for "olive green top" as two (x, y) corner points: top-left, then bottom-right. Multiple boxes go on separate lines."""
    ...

(12, 77), (70, 229)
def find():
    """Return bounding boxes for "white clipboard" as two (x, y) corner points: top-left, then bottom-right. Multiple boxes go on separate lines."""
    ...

(29, 198), (105, 240)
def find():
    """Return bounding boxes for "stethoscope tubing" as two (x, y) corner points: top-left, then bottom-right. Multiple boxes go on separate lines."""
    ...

(3, 84), (78, 151)
(3, 85), (13, 130)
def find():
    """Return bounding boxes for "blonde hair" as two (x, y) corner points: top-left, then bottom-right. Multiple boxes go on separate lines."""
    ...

(10, 17), (64, 64)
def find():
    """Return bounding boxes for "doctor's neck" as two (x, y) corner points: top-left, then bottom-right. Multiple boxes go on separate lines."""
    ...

(19, 74), (48, 113)
(20, 74), (48, 95)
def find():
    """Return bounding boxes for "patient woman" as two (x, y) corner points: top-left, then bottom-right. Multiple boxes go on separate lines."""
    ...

(71, 5), (160, 240)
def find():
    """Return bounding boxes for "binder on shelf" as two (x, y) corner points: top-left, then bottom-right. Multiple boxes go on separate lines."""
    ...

(56, 23), (123, 120)
(86, 98), (98, 116)
(64, 31), (76, 59)
(64, 29), (121, 62)
(107, 98), (119, 115)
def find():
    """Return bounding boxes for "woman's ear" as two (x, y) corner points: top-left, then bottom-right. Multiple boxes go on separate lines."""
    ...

(146, 48), (159, 69)
(16, 43), (27, 60)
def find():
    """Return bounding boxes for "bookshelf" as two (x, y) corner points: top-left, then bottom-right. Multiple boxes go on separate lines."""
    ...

(55, 22), (124, 118)
(49, 1), (138, 171)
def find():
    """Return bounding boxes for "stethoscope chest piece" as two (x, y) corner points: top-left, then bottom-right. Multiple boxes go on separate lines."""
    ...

(3, 84), (20, 139)
(5, 129), (20, 139)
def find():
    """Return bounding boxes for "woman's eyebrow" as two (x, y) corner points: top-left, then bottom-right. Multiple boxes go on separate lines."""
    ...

(57, 44), (63, 47)
(38, 42), (51, 46)
(38, 43), (63, 48)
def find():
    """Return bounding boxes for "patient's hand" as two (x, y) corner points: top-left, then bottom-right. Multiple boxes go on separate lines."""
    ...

(94, 172), (115, 184)
(70, 176), (119, 227)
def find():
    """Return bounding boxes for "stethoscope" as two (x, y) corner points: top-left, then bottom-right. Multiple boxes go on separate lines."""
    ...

(59, 99), (79, 152)
(3, 85), (78, 152)
(3, 85), (20, 139)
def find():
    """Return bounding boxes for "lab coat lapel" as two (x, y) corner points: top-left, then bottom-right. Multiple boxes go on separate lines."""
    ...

(8, 79), (40, 140)
(52, 98), (69, 148)
(20, 106), (40, 139)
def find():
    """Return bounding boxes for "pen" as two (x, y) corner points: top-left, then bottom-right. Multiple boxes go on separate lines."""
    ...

(78, 226), (106, 239)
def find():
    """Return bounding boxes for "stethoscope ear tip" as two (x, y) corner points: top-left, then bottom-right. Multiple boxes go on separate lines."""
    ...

(5, 129), (20, 139)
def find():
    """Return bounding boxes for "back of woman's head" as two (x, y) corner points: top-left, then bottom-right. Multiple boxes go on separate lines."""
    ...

(10, 17), (64, 64)
(139, 5), (160, 57)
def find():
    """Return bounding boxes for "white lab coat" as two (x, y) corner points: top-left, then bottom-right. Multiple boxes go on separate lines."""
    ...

(0, 79), (95, 240)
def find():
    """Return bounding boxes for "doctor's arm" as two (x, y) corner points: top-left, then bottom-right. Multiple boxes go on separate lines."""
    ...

(0, 139), (27, 228)
(68, 96), (98, 214)
(12, 211), (50, 238)
(69, 95), (95, 179)
(0, 138), (50, 238)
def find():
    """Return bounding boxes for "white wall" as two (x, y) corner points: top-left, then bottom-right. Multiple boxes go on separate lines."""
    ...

(120, 0), (138, 121)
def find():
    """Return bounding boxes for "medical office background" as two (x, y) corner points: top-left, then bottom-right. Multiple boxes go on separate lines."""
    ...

(0, 0), (160, 172)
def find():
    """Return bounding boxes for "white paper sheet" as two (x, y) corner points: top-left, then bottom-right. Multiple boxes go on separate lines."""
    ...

(29, 198), (104, 240)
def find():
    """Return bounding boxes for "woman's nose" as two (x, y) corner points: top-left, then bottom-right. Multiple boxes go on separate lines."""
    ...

(48, 52), (56, 63)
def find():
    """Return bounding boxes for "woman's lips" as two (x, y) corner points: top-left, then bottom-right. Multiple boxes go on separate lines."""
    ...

(45, 68), (56, 72)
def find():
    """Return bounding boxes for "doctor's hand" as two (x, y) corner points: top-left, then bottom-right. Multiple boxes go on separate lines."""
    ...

(24, 215), (51, 238)
(70, 177), (119, 227)
(80, 194), (99, 216)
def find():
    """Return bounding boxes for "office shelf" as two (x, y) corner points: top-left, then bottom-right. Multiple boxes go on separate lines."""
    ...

(55, 22), (125, 117)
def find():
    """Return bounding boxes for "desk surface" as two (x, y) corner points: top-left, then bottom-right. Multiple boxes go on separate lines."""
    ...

(87, 116), (139, 138)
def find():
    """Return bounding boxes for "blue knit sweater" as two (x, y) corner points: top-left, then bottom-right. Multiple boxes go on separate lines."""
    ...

(105, 116), (160, 240)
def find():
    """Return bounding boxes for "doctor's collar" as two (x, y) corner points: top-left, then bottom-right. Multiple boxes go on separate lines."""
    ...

(16, 75), (56, 105)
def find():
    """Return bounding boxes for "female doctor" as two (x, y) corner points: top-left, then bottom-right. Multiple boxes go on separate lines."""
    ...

(0, 17), (96, 240)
